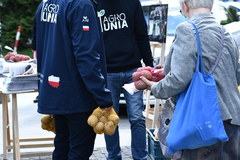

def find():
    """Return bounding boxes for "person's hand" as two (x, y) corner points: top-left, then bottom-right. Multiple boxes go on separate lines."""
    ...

(140, 76), (156, 90)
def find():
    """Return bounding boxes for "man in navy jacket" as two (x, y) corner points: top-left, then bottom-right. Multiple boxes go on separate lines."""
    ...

(96, 0), (153, 159)
(34, 0), (113, 159)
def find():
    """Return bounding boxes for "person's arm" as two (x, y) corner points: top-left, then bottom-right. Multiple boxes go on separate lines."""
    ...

(134, 0), (153, 67)
(68, 1), (112, 108)
(150, 23), (197, 99)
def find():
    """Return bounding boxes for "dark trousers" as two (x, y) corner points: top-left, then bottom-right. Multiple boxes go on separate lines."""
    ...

(52, 112), (96, 160)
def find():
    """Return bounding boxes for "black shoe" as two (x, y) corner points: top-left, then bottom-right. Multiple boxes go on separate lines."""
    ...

(33, 96), (38, 103)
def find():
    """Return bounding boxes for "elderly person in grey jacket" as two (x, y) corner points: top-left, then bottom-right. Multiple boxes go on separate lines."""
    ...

(141, 0), (240, 159)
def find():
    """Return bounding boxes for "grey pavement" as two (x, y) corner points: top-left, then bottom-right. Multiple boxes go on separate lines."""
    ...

(1, 146), (134, 160)
(0, 92), (153, 160)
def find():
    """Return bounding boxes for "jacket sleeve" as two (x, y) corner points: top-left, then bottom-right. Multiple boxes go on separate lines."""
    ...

(236, 44), (240, 85)
(151, 23), (197, 99)
(237, 59), (240, 85)
(67, 1), (112, 108)
(134, 0), (153, 67)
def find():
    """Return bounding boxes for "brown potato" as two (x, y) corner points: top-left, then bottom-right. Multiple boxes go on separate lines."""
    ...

(92, 107), (103, 118)
(99, 116), (108, 124)
(108, 115), (119, 125)
(14, 55), (21, 62)
(3, 54), (11, 61)
(41, 115), (52, 124)
(102, 110), (110, 117)
(104, 121), (116, 135)
(87, 115), (99, 127)
(132, 71), (141, 82)
(41, 123), (49, 130)
(49, 120), (55, 129)
(94, 122), (104, 134)
(9, 56), (15, 61)
(134, 80), (148, 90)
(140, 70), (152, 80)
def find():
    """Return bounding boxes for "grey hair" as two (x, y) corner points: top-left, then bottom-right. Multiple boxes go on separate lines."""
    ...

(179, 0), (214, 9)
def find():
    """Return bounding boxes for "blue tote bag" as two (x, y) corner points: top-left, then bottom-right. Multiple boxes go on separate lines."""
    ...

(166, 23), (229, 154)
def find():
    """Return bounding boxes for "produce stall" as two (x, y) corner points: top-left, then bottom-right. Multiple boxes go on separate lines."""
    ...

(0, 52), (54, 160)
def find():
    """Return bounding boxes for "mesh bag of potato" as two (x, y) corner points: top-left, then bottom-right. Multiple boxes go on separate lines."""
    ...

(87, 107), (120, 135)
(41, 114), (55, 133)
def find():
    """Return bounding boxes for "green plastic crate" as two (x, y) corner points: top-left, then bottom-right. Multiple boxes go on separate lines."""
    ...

(147, 129), (170, 160)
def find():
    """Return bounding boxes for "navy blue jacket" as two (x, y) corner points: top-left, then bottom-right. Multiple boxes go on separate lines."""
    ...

(35, 0), (112, 114)
(96, 0), (153, 72)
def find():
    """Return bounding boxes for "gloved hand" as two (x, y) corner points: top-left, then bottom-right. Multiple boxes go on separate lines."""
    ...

(41, 114), (55, 133)
(87, 107), (120, 135)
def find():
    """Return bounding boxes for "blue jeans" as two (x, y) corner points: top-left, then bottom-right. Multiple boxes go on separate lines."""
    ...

(104, 69), (148, 160)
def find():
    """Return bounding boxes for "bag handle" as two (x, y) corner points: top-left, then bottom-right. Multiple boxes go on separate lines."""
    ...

(209, 28), (225, 74)
(191, 23), (225, 74)
(191, 23), (204, 73)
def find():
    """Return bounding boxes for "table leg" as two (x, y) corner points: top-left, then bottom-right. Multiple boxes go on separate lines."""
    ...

(12, 93), (21, 160)
(152, 99), (160, 129)
(6, 101), (11, 152)
(2, 94), (8, 159)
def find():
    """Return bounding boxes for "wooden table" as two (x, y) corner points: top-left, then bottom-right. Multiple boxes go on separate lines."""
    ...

(1, 89), (54, 160)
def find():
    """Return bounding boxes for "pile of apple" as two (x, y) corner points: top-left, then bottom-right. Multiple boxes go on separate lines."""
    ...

(132, 66), (165, 90)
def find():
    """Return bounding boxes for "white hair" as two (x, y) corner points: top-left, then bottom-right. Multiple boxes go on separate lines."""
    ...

(179, 0), (214, 9)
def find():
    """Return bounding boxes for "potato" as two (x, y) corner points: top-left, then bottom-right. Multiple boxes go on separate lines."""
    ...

(140, 70), (152, 80)
(99, 116), (108, 124)
(41, 115), (52, 124)
(41, 123), (49, 130)
(102, 110), (110, 117)
(152, 68), (165, 81)
(108, 115), (119, 125)
(8, 52), (17, 56)
(94, 122), (104, 134)
(3, 54), (11, 61)
(24, 56), (30, 60)
(48, 126), (55, 133)
(108, 108), (118, 115)
(104, 121), (116, 135)
(132, 71), (141, 82)
(49, 120), (55, 129)
(9, 56), (15, 61)
(14, 55), (21, 62)
(92, 107), (103, 118)
(87, 115), (99, 127)
(134, 80), (148, 90)
(137, 66), (152, 72)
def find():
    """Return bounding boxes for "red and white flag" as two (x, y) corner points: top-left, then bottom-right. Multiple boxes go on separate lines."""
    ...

(48, 75), (60, 88)
(82, 26), (89, 31)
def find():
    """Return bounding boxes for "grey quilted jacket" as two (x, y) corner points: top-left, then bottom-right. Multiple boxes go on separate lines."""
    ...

(151, 13), (240, 126)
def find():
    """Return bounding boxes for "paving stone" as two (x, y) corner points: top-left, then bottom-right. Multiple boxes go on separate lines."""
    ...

(0, 146), (136, 160)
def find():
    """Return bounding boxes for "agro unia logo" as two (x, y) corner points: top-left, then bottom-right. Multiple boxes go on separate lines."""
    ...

(98, 10), (128, 32)
(48, 75), (60, 88)
(41, 1), (59, 23)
